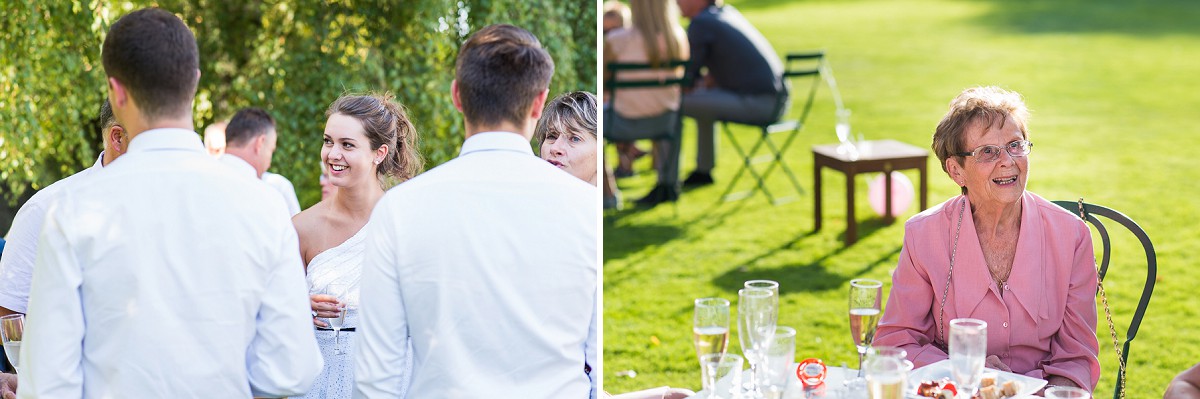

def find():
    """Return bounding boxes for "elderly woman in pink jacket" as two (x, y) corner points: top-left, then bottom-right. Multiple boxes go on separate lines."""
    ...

(873, 86), (1100, 391)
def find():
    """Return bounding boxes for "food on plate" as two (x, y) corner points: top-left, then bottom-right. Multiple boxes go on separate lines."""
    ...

(915, 378), (957, 398)
(1000, 380), (1021, 397)
(915, 376), (1023, 399)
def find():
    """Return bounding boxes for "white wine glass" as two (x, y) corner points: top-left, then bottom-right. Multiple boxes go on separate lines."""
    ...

(694, 298), (730, 395)
(949, 318), (987, 398)
(739, 288), (776, 398)
(1, 314), (24, 373)
(325, 282), (349, 355)
(849, 279), (883, 385)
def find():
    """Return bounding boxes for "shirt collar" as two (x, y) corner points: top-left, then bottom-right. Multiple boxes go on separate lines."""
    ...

(126, 128), (205, 154)
(459, 131), (534, 157)
(92, 152), (104, 169)
(218, 154), (258, 179)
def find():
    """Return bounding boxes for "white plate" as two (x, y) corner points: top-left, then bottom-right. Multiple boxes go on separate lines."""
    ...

(906, 359), (1047, 398)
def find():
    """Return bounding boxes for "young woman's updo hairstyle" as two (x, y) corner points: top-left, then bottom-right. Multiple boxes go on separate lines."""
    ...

(326, 92), (424, 183)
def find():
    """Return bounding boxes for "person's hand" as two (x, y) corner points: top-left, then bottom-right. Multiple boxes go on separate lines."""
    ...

(0, 372), (16, 399)
(310, 294), (343, 328)
(984, 355), (1011, 373)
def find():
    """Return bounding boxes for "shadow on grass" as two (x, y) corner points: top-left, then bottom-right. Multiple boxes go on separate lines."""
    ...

(970, 0), (1200, 37)
(602, 218), (685, 263)
(710, 226), (903, 295)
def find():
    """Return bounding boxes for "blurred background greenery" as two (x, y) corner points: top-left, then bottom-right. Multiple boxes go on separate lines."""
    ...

(604, 0), (1199, 396)
(0, 0), (596, 229)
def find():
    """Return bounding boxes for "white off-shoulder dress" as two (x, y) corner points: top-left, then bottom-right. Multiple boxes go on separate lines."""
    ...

(304, 228), (411, 398)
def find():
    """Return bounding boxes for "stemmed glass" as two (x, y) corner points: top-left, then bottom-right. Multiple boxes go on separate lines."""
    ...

(694, 298), (731, 395)
(949, 319), (987, 399)
(848, 279), (883, 386)
(325, 282), (349, 355)
(739, 288), (777, 398)
(1, 314), (24, 373)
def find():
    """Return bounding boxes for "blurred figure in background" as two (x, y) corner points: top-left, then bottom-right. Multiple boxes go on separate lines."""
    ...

(204, 120), (228, 156)
(604, 0), (651, 180)
(604, 0), (689, 207)
(676, 0), (788, 187)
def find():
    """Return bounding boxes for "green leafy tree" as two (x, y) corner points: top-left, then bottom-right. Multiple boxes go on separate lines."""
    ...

(0, 0), (596, 215)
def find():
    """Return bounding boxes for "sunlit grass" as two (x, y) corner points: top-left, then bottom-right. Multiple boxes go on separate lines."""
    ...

(603, 1), (1200, 396)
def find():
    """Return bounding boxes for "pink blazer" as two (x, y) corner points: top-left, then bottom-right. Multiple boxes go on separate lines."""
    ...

(874, 192), (1101, 390)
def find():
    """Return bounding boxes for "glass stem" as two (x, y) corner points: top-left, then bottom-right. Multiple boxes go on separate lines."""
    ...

(857, 347), (867, 378)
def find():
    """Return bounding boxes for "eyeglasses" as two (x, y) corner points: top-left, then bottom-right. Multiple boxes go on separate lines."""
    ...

(955, 140), (1033, 163)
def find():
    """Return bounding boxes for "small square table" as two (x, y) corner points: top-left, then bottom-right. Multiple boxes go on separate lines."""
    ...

(813, 139), (930, 246)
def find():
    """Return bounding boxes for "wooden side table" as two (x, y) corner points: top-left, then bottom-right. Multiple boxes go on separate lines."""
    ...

(813, 139), (930, 246)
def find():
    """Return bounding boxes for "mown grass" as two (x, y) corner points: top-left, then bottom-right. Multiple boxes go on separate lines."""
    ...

(603, 0), (1200, 396)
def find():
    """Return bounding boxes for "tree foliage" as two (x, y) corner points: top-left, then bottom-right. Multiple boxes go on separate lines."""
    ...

(0, 0), (597, 208)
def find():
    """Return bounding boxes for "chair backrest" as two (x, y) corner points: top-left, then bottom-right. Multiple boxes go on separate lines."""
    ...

(1052, 200), (1156, 399)
(765, 51), (827, 128)
(604, 59), (690, 139)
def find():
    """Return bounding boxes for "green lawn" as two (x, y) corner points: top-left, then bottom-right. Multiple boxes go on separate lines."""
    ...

(602, 0), (1200, 396)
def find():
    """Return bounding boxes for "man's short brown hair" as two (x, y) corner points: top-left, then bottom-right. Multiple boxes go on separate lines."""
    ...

(454, 24), (554, 128)
(102, 8), (199, 120)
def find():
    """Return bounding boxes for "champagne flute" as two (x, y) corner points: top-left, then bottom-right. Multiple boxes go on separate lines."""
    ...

(1, 314), (24, 373)
(739, 288), (777, 398)
(695, 298), (731, 395)
(949, 318), (987, 399)
(325, 282), (348, 355)
(849, 279), (883, 384)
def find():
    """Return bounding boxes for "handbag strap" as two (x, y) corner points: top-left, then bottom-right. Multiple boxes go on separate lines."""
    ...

(1078, 198), (1126, 399)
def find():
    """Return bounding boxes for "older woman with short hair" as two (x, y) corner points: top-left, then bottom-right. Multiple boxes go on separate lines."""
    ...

(537, 91), (599, 185)
(873, 86), (1100, 391)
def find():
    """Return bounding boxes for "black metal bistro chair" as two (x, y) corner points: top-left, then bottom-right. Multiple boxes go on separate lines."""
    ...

(1053, 199), (1156, 399)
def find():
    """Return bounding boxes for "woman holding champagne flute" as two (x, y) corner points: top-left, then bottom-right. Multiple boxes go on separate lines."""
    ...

(293, 93), (423, 398)
(874, 87), (1100, 391)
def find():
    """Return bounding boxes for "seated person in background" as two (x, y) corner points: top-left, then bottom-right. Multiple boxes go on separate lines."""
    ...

(604, 0), (690, 207)
(604, 0), (649, 178)
(873, 86), (1100, 390)
(537, 91), (599, 185)
(1166, 363), (1200, 399)
(676, 0), (787, 187)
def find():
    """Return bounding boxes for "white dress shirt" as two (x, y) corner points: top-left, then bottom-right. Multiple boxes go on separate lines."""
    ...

(20, 128), (322, 398)
(0, 154), (103, 314)
(262, 171), (302, 216)
(354, 132), (599, 398)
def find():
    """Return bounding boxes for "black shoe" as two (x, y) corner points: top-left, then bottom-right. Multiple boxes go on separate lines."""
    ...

(636, 184), (680, 207)
(682, 171), (714, 187)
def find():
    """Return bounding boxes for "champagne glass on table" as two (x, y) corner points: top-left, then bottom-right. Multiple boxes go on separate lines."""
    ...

(1, 314), (23, 373)
(325, 282), (349, 355)
(950, 318), (987, 399)
(739, 288), (777, 398)
(694, 298), (731, 396)
(848, 279), (883, 386)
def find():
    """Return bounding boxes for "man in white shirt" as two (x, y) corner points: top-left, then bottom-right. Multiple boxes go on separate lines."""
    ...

(19, 8), (321, 398)
(354, 24), (599, 398)
(219, 107), (277, 180)
(214, 108), (303, 216)
(0, 100), (127, 317)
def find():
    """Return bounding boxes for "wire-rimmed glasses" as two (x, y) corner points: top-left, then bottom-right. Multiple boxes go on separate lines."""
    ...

(955, 140), (1033, 163)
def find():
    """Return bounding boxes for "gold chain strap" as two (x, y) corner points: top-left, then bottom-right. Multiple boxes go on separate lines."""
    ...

(936, 198), (967, 348)
(1078, 198), (1126, 399)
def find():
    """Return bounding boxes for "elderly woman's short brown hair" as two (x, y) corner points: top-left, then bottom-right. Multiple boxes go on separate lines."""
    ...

(535, 91), (598, 145)
(932, 86), (1030, 173)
